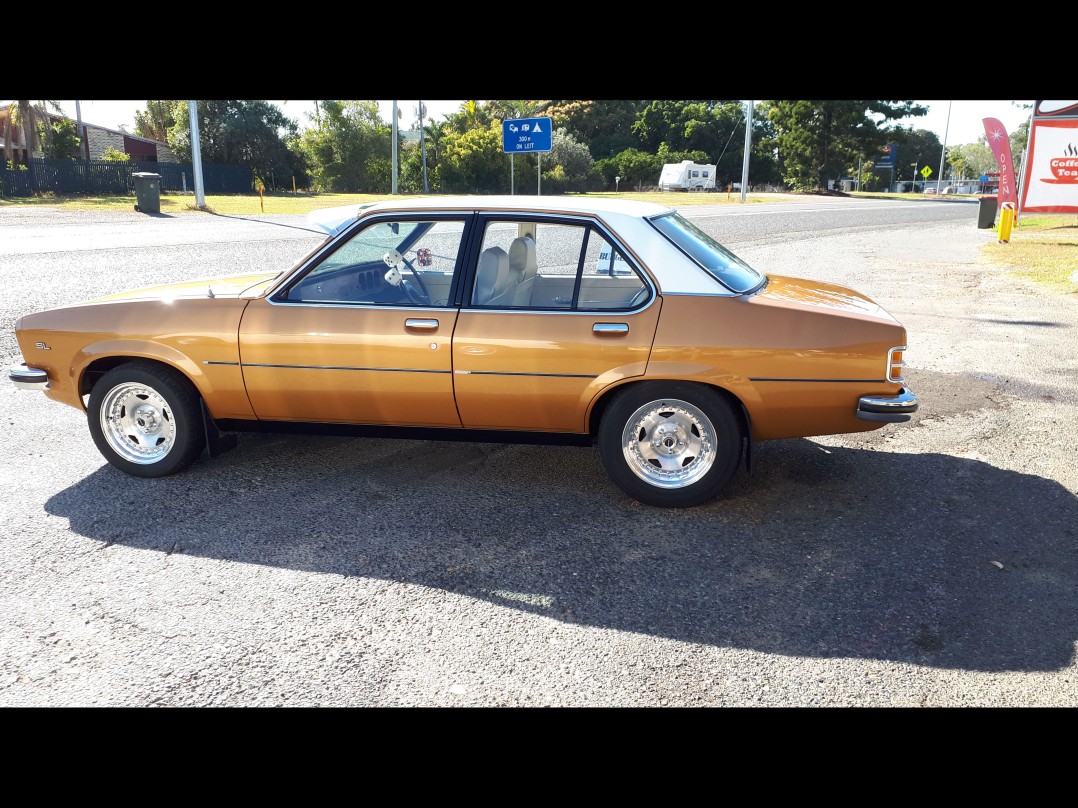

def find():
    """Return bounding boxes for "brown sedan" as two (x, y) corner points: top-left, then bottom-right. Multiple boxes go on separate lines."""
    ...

(9, 196), (918, 507)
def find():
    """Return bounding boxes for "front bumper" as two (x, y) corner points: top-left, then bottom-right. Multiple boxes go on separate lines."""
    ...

(856, 387), (918, 423)
(9, 363), (49, 391)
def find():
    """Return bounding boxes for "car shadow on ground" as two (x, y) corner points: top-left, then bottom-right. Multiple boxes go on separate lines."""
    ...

(46, 428), (1077, 675)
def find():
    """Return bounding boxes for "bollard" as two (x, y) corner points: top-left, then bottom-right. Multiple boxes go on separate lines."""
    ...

(998, 203), (1015, 243)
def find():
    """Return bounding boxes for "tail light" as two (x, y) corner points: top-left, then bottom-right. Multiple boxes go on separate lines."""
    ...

(887, 346), (906, 383)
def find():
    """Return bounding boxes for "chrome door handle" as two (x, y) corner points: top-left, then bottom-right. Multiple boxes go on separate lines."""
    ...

(593, 323), (628, 334)
(405, 318), (439, 330)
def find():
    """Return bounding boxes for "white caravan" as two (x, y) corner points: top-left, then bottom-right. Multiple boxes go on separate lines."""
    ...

(658, 160), (717, 191)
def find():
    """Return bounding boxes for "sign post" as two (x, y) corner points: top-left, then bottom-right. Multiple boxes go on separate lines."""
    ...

(502, 117), (553, 195)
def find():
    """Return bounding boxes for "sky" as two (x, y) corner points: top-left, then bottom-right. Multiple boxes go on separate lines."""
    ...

(8, 99), (1036, 148)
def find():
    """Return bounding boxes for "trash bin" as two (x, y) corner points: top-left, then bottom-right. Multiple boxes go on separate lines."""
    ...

(977, 195), (998, 229)
(132, 172), (162, 214)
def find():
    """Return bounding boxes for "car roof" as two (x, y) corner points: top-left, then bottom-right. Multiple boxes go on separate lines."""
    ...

(307, 195), (676, 235)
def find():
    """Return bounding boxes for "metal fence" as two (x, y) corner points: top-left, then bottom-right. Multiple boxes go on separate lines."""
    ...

(0, 158), (253, 198)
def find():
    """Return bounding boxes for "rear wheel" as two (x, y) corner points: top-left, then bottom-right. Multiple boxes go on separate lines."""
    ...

(87, 361), (205, 478)
(599, 382), (742, 508)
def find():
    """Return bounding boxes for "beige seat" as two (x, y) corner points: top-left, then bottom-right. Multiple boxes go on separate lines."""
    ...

(473, 246), (509, 305)
(508, 236), (538, 307)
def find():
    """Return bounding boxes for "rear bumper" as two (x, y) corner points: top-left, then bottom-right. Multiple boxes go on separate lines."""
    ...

(856, 387), (918, 423)
(9, 363), (49, 391)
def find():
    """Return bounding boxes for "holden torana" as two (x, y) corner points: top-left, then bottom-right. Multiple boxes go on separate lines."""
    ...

(9, 196), (918, 507)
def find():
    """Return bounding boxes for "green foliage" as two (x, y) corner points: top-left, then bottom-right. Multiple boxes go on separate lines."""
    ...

(892, 128), (944, 181)
(167, 100), (306, 190)
(100, 146), (130, 162)
(546, 100), (644, 160)
(547, 128), (593, 180)
(438, 123), (510, 193)
(297, 101), (391, 193)
(607, 148), (664, 189)
(443, 101), (492, 135)
(949, 141), (996, 180)
(135, 101), (181, 142)
(762, 100), (928, 190)
(43, 117), (81, 159)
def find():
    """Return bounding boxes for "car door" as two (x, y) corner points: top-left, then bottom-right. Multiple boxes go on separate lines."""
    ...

(238, 215), (469, 427)
(452, 216), (661, 433)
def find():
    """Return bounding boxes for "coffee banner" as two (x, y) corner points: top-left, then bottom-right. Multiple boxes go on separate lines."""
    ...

(1019, 101), (1078, 214)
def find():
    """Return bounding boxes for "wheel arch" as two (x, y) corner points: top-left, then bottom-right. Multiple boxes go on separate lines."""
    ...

(79, 353), (203, 402)
(588, 378), (751, 442)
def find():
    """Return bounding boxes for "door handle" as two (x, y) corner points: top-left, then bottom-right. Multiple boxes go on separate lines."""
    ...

(405, 318), (439, 330)
(593, 323), (628, 335)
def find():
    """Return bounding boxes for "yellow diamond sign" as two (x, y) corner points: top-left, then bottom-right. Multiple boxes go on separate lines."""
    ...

(920, 165), (933, 178)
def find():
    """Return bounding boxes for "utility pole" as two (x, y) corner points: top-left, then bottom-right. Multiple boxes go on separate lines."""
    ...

(418, 101), (428, 194)
(936, 100), (952, 194)
(75, 100), (86, 160)
(740, 100), (753, 203)
(391, 100), (398, 194)
(188, 101), (206, 209)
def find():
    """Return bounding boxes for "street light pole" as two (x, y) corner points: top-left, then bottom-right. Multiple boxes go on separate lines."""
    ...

(936, 100), (952, 194)
(391, 100), (398, 195)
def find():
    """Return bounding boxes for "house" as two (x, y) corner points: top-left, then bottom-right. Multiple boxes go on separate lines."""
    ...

(0, 102), (177, 165)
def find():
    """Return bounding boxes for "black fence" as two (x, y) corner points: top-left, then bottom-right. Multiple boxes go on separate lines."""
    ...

(0, 158), (254, 198)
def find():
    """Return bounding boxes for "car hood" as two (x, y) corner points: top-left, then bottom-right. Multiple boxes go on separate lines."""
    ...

(755, 274), (890, 318)
(88, 272), (281, 303)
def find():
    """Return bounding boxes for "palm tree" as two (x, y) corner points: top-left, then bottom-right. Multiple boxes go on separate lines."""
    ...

(423, 120), (445, 164)
(2, 104), (14, 165)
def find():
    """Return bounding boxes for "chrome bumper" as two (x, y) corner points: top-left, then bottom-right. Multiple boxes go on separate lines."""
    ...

(856, 387), (918, 423)
(9, 363), (49, 391)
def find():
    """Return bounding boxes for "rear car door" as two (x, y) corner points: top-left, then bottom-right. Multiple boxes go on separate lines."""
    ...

(451, 215), (661, 432)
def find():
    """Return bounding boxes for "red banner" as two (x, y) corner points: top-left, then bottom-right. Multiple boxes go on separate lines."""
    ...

(983, 118), (1018, 207)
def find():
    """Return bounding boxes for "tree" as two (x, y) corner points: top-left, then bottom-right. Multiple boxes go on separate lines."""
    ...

(99, 146), (130, 162)
(438, 122), (509, 193)
(485, 100), (549, 122)
(540, 128), (596, 192)
(545, 100), (645, 160)
(134, 101), (180, 142)
(892, 128), (943, 182)
(296, 100), (391, 192)
(607, 147), (664, 189)
(762, 100), (928, 190)
(43, 117), (81, 159)
(949, 142), (996, 181)
(443, 100), (491, 134)
(168, 100), (306, 190)
(17, 100), (35, 161)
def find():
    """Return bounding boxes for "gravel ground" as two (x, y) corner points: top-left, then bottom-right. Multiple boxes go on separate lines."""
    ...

(1, 203), (1075, 707)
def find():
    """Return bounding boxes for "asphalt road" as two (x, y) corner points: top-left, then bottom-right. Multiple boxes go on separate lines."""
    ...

(1, 196), (1075, 707)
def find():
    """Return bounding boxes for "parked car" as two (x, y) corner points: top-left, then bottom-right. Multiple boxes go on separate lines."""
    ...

(9, 196), (918, 508)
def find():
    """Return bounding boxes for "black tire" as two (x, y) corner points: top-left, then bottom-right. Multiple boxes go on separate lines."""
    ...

(598, 382), (743, 508)
(87, 361), (205, 478)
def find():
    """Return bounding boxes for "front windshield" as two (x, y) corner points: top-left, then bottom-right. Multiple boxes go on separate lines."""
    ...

(648, 211), (764, 293)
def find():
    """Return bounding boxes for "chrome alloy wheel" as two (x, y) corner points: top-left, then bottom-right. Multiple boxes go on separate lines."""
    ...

(620, 398), (716, 489)
(99, 382), (177, 464)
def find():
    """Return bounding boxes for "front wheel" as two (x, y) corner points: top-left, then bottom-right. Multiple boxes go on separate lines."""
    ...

(87, 361), (205, 478)
(598, 382), (743, 508)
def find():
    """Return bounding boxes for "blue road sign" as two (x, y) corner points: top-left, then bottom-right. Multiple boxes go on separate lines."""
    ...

(503, 117), (553, 154)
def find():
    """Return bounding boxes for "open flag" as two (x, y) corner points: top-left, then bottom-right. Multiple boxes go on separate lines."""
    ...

(983, 118), (1018, 206)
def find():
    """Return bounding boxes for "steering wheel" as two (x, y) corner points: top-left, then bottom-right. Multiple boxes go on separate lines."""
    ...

(400, 278), (430, 306)
(398, 254), (431, 305)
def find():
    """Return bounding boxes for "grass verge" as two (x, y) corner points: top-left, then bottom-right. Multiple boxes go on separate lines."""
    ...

(983, 214), (1078, 293)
